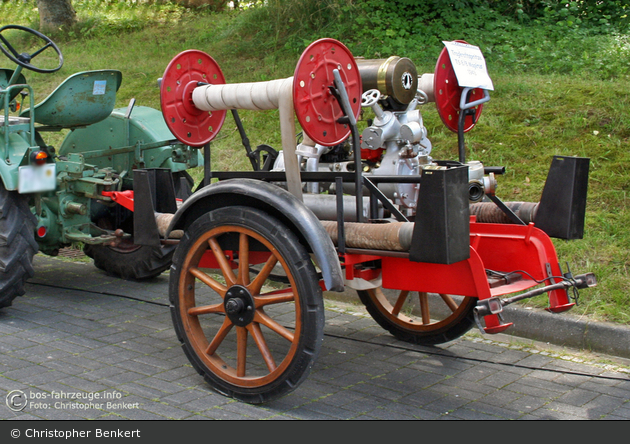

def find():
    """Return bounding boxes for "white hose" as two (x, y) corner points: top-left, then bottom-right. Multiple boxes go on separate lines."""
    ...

(191, 78), (289, 111)
(191, 77), (303, 199)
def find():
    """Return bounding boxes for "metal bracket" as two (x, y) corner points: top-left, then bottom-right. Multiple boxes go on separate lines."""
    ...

(132, 168), (178, 247)
(473, 297), (508, 334)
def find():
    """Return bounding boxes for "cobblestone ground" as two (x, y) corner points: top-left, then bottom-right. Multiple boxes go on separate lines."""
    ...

(1, 255), (629, 420)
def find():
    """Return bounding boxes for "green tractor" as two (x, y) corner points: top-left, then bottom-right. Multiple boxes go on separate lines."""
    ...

(0, 25), (201, 308)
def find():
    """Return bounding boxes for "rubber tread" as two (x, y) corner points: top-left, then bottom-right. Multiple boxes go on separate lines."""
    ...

(0, 184), (38, 308)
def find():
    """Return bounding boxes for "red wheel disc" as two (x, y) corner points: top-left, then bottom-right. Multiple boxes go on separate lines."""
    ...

(434, 41), (484, 133)
(160, 50), (227, 147)
(293, 39), (362, 146)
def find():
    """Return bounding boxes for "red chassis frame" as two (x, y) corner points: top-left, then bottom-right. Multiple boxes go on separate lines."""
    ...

(340, 217), (575, 334)
(191, 214), (574, 335)
(106, 185), (574, 334)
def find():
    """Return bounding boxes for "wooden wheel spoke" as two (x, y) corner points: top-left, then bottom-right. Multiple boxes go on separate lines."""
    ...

(208, 237), (237, 287)
(440, 293), (459, 312)
(237, 233), (250, 286)
(247, 323), (277, 372)
(172, 206), (324, 401)
(188, 303), (224, 316)
(205, 317), (233, 356)
(253, 310), (294, 343)
(189, 267), (227, 296)
(236, 326), (248, 377)
(391, 290), (410, 316)
(419, 292), (431, 325)
(248, 254), (279, 294)
(254, 288), (295, 308)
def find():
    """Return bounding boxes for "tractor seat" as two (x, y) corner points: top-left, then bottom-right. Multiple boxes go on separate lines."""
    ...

(20, 69), (122, 128)
(0, 68), (27, 101)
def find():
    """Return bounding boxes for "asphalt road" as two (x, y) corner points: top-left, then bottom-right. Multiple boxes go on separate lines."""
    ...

(1, 255), (629, 420)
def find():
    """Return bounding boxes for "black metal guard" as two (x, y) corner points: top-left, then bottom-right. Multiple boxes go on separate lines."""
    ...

(133, 168), (178, 247)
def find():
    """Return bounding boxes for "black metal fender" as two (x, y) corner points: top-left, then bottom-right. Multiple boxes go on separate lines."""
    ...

(166, 178), (345, 292)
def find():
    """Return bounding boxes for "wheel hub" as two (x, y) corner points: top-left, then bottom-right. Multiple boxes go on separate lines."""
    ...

(224, 285), (255, 327)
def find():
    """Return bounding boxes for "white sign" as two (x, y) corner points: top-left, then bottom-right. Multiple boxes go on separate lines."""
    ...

(18, 164), (57, 193)
(442, 41), (494, 91)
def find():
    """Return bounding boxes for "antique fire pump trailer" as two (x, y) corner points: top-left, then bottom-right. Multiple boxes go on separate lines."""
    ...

(115, 39), (596, 403)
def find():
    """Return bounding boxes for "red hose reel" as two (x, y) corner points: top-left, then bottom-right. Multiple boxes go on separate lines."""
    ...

(160, 39), (362, 148)
(160, 50), (227, 147)
(434, 40), (486, 133)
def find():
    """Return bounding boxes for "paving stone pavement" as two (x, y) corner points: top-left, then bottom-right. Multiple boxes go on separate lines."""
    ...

(1, 255), (629, 421)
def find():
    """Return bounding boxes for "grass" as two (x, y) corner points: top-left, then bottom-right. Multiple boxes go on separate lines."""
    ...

(1, 2), (629, 324)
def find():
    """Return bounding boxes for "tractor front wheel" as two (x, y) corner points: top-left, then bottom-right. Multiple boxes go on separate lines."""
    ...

(84, 171), (192, 280)
(0, 183), (38, 308)
(84, 242), (175, 281)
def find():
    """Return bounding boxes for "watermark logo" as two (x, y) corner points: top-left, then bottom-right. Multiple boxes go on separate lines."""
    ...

(5, 389), (139, 412)
(6, 390), (28, 412)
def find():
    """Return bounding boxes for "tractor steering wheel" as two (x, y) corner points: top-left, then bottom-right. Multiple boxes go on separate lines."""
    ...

(0, 25), (63, 74)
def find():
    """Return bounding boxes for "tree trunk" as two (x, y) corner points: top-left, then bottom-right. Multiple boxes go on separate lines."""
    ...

(37, 0), (77, 32)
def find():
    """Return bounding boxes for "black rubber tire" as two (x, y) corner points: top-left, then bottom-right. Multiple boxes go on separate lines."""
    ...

(0, 183), (38, 309)
(84, 243), (175, 280)
(170, 206), (324, 404)
(84, 171), (192, 280)
(357, 288), (476, 345)
(83, 205), (175, 280)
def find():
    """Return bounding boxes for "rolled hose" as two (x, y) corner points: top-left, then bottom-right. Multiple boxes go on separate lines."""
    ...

(320, 220), (414, 251)
(469, 201), (539, 225)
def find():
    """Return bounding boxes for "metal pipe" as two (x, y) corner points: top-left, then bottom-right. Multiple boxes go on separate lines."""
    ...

(302, 193), (381, 222)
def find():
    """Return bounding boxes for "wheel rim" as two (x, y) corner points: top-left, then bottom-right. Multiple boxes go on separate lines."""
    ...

(365, 288), (475, 334)
(178, 224), (302, 388)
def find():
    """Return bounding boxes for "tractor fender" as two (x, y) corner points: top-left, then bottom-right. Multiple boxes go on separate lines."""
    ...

(166, 178), (344, 292)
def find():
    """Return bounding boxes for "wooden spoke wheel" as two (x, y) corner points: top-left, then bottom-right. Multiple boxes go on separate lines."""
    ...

(357, 288), (476, 345)
(170, 206), (324, 404)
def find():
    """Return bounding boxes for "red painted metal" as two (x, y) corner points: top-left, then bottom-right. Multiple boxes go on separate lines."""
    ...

(434, 40), (485, 133)
(293, 38), (362, 146)
(469, 221), (573, 311)
(338, 220), (572, 334)
(102, 190), (135, 212)
(160, 49), (227, 147)
(198, 250), (272, 270)
(341, 253), (381, 281)
(361, 147), (384, 163)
